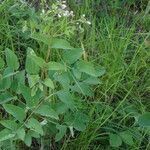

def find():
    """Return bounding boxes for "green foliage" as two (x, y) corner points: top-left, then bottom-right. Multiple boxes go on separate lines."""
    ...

(119, 131), (134, 146)
(109, 133), (122, 147)
(55, 124), (67, 142)
(3, 104), (26, 122)
(5, 48), (19, 70)
(0, 129), (15, 142)
(26, 118), (43, 135)
(0, 44), (103, 147)
(138, 112), (150, 127)
(35, 104), (59, 119)
(0, 0), (149, 149)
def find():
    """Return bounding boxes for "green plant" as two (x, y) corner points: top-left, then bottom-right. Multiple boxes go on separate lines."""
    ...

(0, 0), (150, 149)
(0, 40), (104, 148)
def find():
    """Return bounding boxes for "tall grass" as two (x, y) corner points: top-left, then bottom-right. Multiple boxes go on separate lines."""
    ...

(63, 1), (150, 149)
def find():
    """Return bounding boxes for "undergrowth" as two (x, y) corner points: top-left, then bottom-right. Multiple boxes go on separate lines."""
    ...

(0, 0), (150, 150)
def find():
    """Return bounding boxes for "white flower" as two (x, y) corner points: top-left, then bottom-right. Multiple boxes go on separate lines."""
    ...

(86, 21), (91, 25)
(58, 14), (62, 18)
(62, 0), (66, 3)
(42, 9), (45, 14)
(82, 14), (85, 17)
(63, 10), (70, 16)
(61, 4), (67, 9)
(70, 11), (74, 16)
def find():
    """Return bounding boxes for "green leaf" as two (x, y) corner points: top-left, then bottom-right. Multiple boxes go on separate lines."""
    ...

(95, 66), (106, 77)
(72, 68), (82, 79)
(109, 133), (122, 147)
(27, 50), (46, 68)
(0, 120), (18, 131)
(31, 86), (38, 97)
(119, 131), (134, 146)
(28, 130), (40, 138)
(16, 70), (25, 84)
(63, 48), (83, 64)
(55, 102), (69, 114)
(0, 68), (12, 90)
(19, 84), (41, 108)
(19, 84), (32, 106)
(26, 118), (43, 135)
(3, 71), (19, 79)
(0, 129), (15, 142)
(16, 128), (25, 141)
(47, 61), (66, 71)
(0, 77), (11, 90)
(3, 67), (13, 76)
(83, 77), (101, 85)
(27, 74), (40, 88)
(5, 48), (19, 70)
(51, 38), (73, 49)
(53, 72), (70, 90)
(0, 57), (5, 69)
(25, 48), (40, 74)
(57, 90), (75, 109)
(76, 61), (105, 77)
(29, 55), (46, 68)
(31, 33), (51, 45)
(24, 132), (32, 147)
(71, 82), (93, 96)
(55, 124), (67, 142)
(43, 78), (54, 89)
(35, 104), (59, 120)
(76, 60), (96, 77)
(73, 112), (89, 131)
(39, 82), (44, 91)
(31, 33), (73, 49)
(138, 112), (150, 127)
(3, 104), (26, 122)
(0, 91), (17, 104)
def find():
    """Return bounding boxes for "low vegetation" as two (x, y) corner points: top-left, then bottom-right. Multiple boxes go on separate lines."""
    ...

(0, 0), (150, 149)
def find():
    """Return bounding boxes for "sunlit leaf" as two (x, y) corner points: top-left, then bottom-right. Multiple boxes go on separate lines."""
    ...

(43, 78), (54, 89)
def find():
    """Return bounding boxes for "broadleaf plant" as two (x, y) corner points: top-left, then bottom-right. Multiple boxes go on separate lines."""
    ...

(0, 42), (105, 147)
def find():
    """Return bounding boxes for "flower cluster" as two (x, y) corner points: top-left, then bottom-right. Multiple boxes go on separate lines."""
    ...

(50, 0), (74, 18)
(36, 0), (92, 36)
(40, 0), (91, 26)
